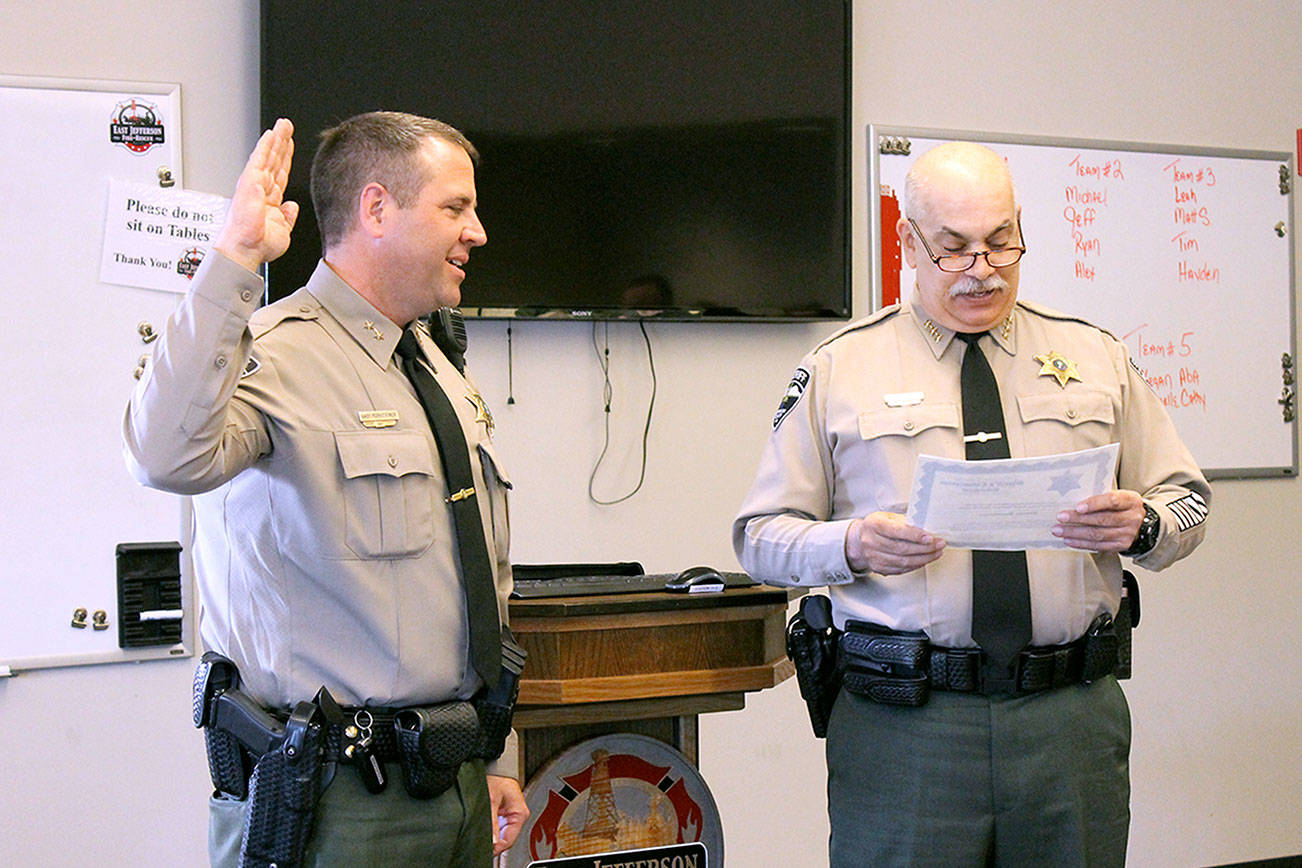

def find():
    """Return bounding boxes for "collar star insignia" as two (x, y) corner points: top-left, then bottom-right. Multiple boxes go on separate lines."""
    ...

(1034, 350), (1082, 388)
(465, 390), (494, 435)
(362, 320), (384, 341)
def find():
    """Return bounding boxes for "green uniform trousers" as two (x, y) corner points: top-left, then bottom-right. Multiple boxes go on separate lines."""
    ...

(209, 758), (494, 867)
(827, 675), (1131, 868)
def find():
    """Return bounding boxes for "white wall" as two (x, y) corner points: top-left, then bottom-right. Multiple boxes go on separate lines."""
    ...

(2, 2), (1299, 866)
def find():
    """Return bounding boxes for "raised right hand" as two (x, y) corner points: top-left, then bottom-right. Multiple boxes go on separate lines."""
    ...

(844, 512), (946, 575)
(214, 118), (299, 273)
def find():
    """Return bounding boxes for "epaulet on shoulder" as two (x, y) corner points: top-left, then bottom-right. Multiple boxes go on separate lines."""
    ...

(249, 288), (320, 339)
(1016, 299), (1117, 341)
(814, 304), (901, 352)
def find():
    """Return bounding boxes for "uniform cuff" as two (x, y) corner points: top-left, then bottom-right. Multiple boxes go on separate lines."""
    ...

(192, 249), (265, 319)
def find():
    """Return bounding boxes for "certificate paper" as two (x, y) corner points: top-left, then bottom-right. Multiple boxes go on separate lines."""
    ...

(906, 443), (1120, 550)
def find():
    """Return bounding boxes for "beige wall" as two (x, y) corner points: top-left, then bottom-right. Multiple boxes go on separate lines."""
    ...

(1, 1), (1298, 865)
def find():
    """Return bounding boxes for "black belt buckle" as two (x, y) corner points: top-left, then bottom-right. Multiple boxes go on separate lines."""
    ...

(980, 662), (1020, 696)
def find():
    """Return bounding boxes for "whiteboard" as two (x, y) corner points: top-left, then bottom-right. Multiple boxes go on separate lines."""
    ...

(869, 125), (1297, 479)
(0, 76), (195, 673)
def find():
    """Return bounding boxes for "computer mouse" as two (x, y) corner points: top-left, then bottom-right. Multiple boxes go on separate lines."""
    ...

(665, 565), (726, 593)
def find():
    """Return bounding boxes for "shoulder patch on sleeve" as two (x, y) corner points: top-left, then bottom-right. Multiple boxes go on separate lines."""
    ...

(240, 355), (261, 378)
(772, 367), (811, 430)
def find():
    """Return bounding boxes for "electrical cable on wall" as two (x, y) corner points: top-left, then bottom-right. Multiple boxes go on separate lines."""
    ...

(588, 321), (656, 505)
(505, 324), (515, 404)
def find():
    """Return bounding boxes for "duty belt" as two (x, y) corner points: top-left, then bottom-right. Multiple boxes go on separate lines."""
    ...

(838, 612), (1119, 702)
(926, 630), (1115, 694)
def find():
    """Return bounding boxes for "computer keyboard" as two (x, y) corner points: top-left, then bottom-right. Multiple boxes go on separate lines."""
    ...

(510, 571), (757, 599)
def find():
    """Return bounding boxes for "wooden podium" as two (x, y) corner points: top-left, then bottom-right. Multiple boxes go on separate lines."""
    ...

(505, 583), (796, 780)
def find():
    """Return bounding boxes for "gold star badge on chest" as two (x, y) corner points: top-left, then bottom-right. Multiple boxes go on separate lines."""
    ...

(1034, 350), (1082, 388)
(465, 390), (495, 435)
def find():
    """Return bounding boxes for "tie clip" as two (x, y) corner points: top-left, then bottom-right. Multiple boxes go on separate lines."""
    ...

(963, 431), (1003, 444)
(446, 486), (476, 503)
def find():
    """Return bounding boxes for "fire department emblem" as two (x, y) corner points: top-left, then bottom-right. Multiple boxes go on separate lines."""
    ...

(109, 99), (166, 154)
(512, 734), (723, 868)
(176, 247), (204, 279)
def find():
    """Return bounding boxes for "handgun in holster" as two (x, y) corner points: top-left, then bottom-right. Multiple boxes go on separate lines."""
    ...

(193, 652), (324, 868)
(785, 594), (841, 738)
(239, 700), (323, 868)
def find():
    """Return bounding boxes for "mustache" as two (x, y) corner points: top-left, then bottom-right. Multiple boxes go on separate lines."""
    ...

(948, 273), (1009, 298)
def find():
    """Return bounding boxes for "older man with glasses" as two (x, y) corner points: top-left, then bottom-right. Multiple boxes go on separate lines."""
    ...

(734, 141), (1210, 866)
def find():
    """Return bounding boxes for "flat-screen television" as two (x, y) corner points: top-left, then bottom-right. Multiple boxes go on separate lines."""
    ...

(261, 0), (850, 321)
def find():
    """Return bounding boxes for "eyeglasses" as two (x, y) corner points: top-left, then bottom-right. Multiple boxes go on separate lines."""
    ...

(907, 217), (1027, 273)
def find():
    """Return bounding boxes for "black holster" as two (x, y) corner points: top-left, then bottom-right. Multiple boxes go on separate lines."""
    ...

(1115, 570), (1140, 679)
(193, 653), (324, 868)
(393, 628), (526, 800)
(838, 620), (930, 707)
(473, 627), (527, 761)
(394, 702), (480, 799)
(192, 652), (252, 799)
(240, 702), (324, 868)
(785, 595), (841, 738)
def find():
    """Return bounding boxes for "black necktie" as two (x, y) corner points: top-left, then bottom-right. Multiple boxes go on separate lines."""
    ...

(956, 331), (1032, 692)
(395, 328), (501, 687)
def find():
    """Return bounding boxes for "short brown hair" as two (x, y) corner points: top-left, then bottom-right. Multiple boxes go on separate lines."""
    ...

(310, 111), (478, 248)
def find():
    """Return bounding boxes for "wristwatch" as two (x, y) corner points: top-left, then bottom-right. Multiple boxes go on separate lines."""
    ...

(1121, 504), (1160, 556)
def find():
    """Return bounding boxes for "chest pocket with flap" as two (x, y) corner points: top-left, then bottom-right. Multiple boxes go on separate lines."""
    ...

(335, 430), (438, 559)
(1016, 389), (1116, 450)
(858, 403), (961, 440)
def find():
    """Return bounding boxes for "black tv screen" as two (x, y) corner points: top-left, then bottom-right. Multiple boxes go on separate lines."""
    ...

(261, 0), (850, 321)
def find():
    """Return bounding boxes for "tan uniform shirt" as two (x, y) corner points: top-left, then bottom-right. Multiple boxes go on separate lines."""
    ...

(124, 253), (513, 728)
(733, 291), (1210, 648)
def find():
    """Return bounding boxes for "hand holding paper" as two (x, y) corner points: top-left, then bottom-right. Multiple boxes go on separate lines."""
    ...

(844, 511), (946, 575)
(905, 443), (1121, 550)
(1052, 487), (1147, 552)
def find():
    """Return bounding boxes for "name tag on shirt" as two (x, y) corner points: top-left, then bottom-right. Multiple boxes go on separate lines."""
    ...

(358, 410), (399, 428)
(883, 391), (925, 407)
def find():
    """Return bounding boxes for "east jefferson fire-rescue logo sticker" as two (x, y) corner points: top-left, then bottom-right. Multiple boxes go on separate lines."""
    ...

(513, 734), (723, 868)
(109, 99), (165, 154)
(176, 246), (204, 280)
